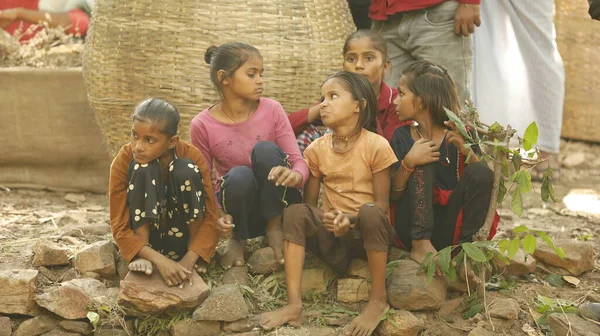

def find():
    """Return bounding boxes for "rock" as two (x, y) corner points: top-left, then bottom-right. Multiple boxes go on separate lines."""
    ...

(38, 266), (60, 282)
(193, 284), (248, 322)
(468, 326), (494, 336)
(495, 250), (536, 276)
(0, 269), (41, 315)
(0, 316), (11, 336)
(488, 298), (519, 320)
(304, 253), (328, 269)
(32, 239), (71, 267)
(347, 259), (369, 279)
(74, 241), (117, 278)
(246, 248), (283, 274)
(67, 278), (109, 303)
(546, 313), (600, 336)
(533, 240), (594, 276)
(94, 328), (130, 336)
(14, 315), (56, 336)
(59, 321), (93, 335)
(58, 268), (79, 282)
(63, 225), (111, 240)
(222, 266), (249, 286)
(337, 278), (370, 303)
(388, 247), (410, 262)
(562, 152), (586, 168)
(439, 297), (464, 316)
(35, 283), (93, 319)
(65, 193), (86, 203)
(115, 254), (129, 281)
(386, 260), (447, 311)
(301, 267), (335, 297)
(377, 309), (424, 336)
(81, 272), (101, 280)
(171, 319), (221, 336)
(223, 315), (261, 332)
(527, 208), (553, 217)
(236, 332), (261, 336)
(118, 271), (209, 316)
(41, 329), (81, 336)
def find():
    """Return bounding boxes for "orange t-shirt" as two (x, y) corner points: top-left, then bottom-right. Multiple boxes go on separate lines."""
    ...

(304, 129), (398, 214)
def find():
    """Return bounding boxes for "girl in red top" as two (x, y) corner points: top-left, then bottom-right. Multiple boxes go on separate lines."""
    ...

(289, 30), (407, 151)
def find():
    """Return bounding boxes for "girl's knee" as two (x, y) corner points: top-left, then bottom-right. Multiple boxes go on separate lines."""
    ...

(357, 204), (387, 230)
(251, 141), (282, 165)
(170, 159), (203, 182)
(223, 166), (256, 197)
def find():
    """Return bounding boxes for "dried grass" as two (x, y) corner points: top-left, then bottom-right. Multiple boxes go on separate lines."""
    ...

(0, 22), (83, 68)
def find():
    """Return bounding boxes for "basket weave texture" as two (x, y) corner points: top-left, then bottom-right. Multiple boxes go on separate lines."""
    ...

(555, 0), (600, 142)
(83, 0), (355, 155)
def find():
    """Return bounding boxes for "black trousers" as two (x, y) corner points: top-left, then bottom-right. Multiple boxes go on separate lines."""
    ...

(126, 158), (206, 261)
(395, 162), (493, 251)
(219, 141), (302, 240)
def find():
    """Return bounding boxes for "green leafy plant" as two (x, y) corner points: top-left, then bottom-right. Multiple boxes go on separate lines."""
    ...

(135, 312), (190, 336)
(535, 295), (579, 325)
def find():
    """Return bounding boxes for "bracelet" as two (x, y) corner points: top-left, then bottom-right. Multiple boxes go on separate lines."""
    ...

(392, 185), (407, 192)
(401, 160), (414, 176)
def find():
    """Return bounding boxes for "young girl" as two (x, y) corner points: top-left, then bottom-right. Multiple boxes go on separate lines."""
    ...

(390, 60), (498, 282)
(191, 43), (308, 270)
(289, 29), (407, 152)
(261, 71), (397, 336)
(109, 98), (219, 287)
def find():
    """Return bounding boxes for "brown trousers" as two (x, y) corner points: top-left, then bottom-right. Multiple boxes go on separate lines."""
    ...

(282, 203), (395, 274)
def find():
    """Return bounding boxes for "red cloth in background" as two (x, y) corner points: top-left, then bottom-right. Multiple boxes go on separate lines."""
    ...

(369, 0), (482, 21)
(1, 0), (89, 42)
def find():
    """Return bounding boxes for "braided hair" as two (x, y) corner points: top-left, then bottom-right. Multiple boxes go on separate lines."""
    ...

(400, 60), (461, 127)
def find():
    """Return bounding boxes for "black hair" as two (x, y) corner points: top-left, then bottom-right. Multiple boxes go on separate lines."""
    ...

(342, 29), (389, 63)
(204, 42), (262, 93)
(131, 98), (180, 137)
(400, 60), (461, 127)
(324, 71), (378, 134)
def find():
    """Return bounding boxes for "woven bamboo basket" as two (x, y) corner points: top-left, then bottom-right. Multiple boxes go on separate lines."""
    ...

(555, 0), (600, 142)
(83, 0), (355, 155)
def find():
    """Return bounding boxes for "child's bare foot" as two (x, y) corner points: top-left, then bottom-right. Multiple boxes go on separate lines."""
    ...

(129, 258), (153, 275)
(266, 218), (285, 264)
(195, 258), (209, 274)
(220, 238), (246, 270)
(410, 239), (442, 276)
(260, 303), (302, 330)
(345, 299), (389, 336)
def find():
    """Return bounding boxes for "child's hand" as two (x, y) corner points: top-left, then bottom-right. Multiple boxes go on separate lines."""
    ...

(404, 138), (440, 168)
(268, 166), (303, 187)
(444, 121), (469, 156)
(178, 253), (197, 287)
(0, 9), (19, 29)
(216, 214), (234, 238)
(154, 257), (192, 287)
(332, 211), (350, 237)
(322, 210), (350, 237)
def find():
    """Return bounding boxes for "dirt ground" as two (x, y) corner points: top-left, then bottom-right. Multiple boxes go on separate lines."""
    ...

(1, 139), (599, 336)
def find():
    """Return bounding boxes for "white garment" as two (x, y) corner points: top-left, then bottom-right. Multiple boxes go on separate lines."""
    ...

(472, 0), (565, 153)
(38, 0), (94, 12)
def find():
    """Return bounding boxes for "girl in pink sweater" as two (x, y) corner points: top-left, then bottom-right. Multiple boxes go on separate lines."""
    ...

(190, 43), (308, 270)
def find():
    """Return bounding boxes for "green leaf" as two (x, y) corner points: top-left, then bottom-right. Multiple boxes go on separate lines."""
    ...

(541, 169), (558, 203)
(462, 243), (487, 263)
(536, 231), (554, 248)
(516, 171), (533, 193)
(501, 157), (510, 177)
(523, 122), (539, 151)
(489, 122), (503, 133)
(426, 258), (436, 281)
(513, 225), (529, 234)
(507, 238), (520, 259)
(556, 247), (566, 259)
(87, 312), (100, 331)
(437, 247), (452, 275)
(498, 240), (509, 255)
(512, 152), (522, 171)
(545, 274), (565, 287)
(498, 179), (507, 204)
(511, 189), (524, 217)
(522, 234), (537, 255)
(444, 107), (472, 141)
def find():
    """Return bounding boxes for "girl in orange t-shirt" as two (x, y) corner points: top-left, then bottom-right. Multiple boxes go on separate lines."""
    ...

(261, 71), (397, 336)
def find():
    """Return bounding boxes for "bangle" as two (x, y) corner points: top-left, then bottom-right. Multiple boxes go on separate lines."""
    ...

(401, 160), (414, 175)
(392, 185), (407, 192)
